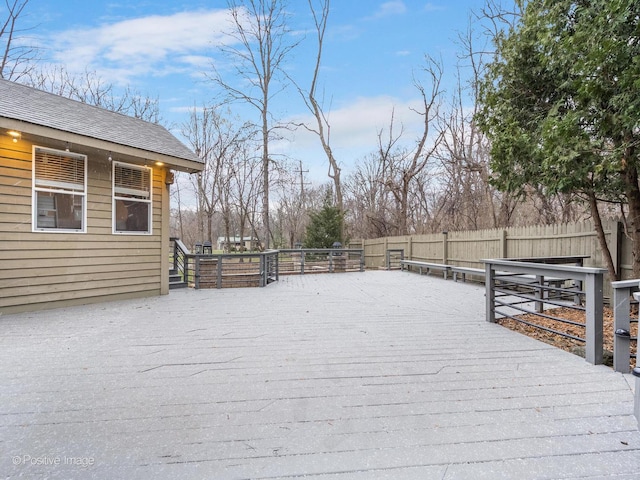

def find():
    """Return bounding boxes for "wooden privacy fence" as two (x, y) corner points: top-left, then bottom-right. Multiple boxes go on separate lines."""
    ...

(351, 219), (628, 297)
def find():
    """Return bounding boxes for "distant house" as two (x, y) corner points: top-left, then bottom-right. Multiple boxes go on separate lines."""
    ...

(0, 79), (203, 314)
(217, 236), (261, 252)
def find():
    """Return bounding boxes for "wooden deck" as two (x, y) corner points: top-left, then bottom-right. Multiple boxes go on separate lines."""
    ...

(1, 271), (639, 479)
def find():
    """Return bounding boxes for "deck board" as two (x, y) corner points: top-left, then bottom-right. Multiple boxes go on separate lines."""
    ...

(0, 271), (638, 479)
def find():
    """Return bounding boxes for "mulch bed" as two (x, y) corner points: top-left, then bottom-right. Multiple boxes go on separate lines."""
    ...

(497, 306), (638, 370)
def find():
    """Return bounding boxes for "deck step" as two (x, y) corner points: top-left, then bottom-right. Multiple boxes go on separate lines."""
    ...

(169, 270), (187, 289)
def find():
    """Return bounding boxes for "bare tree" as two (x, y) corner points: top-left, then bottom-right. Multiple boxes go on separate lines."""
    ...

(377, 57), (445, 235)
(28, 66), (161, 123)
(212, 0), (298, 248)
(346, 153), (395, 238)
(230, 145), (263, 251)
(181, 105), (250, 243)
(0, 0), (38, 81)
(296, 0), (343, 217)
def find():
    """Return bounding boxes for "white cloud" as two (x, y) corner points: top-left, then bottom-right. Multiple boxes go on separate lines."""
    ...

(423, 3), (446, 13)
(372, 1), (408, 18)
(277, 94), (433, 181)
(47, 9), (233, 84)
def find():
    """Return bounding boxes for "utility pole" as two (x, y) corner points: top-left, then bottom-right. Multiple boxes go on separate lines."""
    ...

(296, 160), (310, 205)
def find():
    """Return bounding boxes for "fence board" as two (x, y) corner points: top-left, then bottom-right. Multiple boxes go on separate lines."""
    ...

(362, 219), (627, 299)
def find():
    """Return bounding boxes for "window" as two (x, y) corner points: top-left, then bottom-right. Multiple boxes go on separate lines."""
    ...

(32, 146), (87, 232)
(113, 162), (152, 234)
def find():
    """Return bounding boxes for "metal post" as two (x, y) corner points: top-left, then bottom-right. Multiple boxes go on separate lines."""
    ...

(194, 256), (200, 289)
(634, 368), (640, 429)
(216, 256), (223, 289)
(535, 275), (544, 313)
(612, 284), (632, 373)
(184, 254), (190, 288)
(485, 262), (496, 323)
(584, 272), (604, 365)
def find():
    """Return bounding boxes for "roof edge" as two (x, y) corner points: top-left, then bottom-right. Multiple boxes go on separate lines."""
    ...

(0, 118), (203, 173)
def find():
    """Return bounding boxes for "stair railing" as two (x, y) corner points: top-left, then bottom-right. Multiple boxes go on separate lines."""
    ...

(170, 237), (191, 285)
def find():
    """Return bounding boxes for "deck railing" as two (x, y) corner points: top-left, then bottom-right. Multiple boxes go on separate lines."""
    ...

(170, 237), (191, 284)
(194, 250), (279, 289)
(620, 280), (640, 429)
(169, 241), (363, 289)
(611, 279), (639, 373)
(484, 259), (606, 365)
(277, 249), (365, 275)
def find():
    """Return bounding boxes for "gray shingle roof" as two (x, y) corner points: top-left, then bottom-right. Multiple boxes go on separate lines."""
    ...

(0, 78), (201, 164)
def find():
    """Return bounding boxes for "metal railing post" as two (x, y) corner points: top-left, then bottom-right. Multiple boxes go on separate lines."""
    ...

(260, 254), (266, 287)
(217, 256), (223, 289)
(535, 275), (544, 313)
(584, 272), (604, 365)
(612, 283), (632, 373)
(634, 368), (640, 429)
(485, 261), (496, 323)
(194, 256), (200, 289)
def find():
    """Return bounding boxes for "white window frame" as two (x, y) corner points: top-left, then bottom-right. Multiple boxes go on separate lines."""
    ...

(32, 146), (87, 233)
(112, 161), (153, 235)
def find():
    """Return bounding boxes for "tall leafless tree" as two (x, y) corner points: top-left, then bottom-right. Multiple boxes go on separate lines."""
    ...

(0, 0), (38, 81)
(376, 57), (445, 235)
(296, 0), (343, 218)
(181, 105), (251, 243)
(212, 0), (298, 249)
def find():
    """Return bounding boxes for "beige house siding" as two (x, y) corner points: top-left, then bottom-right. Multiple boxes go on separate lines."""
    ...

(0, 136), (169, 314)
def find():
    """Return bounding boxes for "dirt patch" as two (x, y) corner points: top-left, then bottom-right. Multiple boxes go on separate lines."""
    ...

(497, 306), (638, 370)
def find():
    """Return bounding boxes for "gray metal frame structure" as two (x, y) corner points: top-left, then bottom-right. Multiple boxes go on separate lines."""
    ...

(484, 259), (606, 365)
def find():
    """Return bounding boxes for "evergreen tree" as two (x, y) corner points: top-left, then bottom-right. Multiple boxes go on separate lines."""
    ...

(304, 193), (344, 248)
(476, 0), (640, 278)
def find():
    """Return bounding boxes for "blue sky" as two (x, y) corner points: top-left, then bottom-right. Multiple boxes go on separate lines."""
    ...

(26, 0), (492, 183)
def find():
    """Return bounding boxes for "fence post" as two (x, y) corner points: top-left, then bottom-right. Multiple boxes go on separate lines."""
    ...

(217, 256), (223, 289)
(500, 230), (507, 258)
(612, 283), (632, 373)
(584, 271), (604, 365)
(485, 261), (496, 323)
(441, 231), (448, 265)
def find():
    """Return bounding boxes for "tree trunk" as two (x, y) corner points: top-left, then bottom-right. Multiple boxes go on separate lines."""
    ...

(623, 155), (640, 278)
(262, 109), (270, 249)
(587, 190), (618, 281)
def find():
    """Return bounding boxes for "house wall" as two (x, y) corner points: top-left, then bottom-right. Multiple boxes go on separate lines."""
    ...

(0, 136), (169, 314)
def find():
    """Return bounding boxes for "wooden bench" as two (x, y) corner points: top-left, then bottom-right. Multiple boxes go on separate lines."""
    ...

(400, 260), (451, 279)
